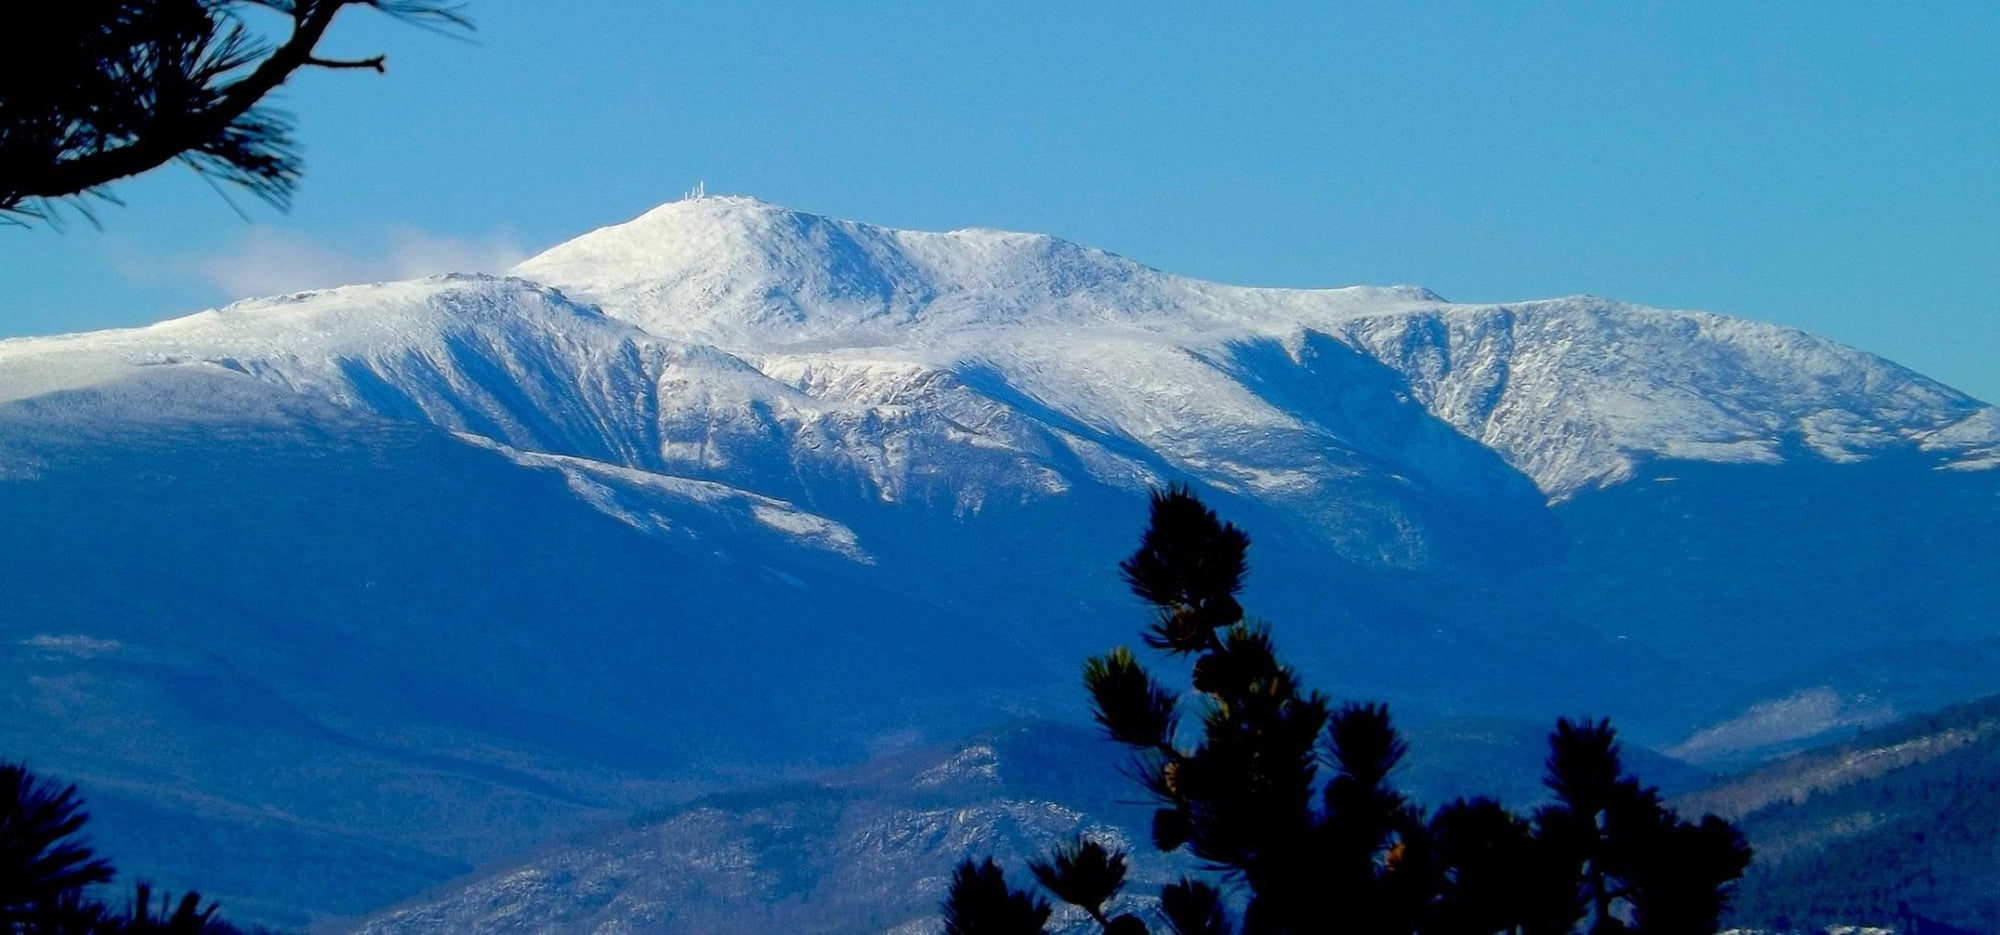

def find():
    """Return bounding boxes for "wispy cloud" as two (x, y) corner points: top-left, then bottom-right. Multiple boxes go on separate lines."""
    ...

(124, 226), (533, 302)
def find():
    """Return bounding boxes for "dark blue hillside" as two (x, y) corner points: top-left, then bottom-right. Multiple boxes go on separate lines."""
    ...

(0, 380), (1133, 926)
(3, 366), (1997, 928)
(1547, 452), (2000, 747)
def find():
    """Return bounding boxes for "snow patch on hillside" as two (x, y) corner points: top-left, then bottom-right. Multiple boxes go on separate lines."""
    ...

(460, 435), (872, 563)
(19, 634), (122, 658)
(1668, 687), (1898, 764)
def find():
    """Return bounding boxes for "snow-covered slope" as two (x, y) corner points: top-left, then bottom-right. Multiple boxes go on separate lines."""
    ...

(2, 195), (1997, 929)
(1331, 300), (2000, 496)
(515, 195), (2000, 501)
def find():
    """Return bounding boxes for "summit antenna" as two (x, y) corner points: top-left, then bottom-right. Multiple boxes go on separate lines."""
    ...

(682, 180), (706, 201)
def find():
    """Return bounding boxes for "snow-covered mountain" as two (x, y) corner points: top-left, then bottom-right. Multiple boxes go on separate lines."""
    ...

(2, 195), (1996, 929)
(516, 196), (1998, 498)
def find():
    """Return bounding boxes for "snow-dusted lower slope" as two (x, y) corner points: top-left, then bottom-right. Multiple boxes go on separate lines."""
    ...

(353, 722), (1173, 935)
(1, 195), (1997, 929)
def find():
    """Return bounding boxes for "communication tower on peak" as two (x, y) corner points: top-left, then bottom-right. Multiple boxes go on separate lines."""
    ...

(682, 180), (707, 201)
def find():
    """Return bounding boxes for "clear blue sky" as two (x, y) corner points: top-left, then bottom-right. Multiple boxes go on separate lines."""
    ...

(5, 2), (1997, 401)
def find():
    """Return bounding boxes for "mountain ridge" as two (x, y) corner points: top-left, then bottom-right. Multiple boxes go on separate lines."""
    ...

(6, 197), (1991, 518)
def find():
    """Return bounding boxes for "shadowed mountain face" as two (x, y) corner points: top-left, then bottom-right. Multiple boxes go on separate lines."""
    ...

(0, 197), (1995, 928)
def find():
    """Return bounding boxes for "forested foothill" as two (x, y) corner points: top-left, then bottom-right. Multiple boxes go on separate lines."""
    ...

(1685, 695), (2000, 933)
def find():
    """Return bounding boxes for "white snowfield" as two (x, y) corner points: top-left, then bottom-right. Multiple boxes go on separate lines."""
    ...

(2, 195), (1993, 548)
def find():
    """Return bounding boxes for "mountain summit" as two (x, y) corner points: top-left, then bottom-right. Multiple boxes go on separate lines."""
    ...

(2, 196), (1997, 928)
(511, 195), (1448, 345)
(514, 195), (1998, 498)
